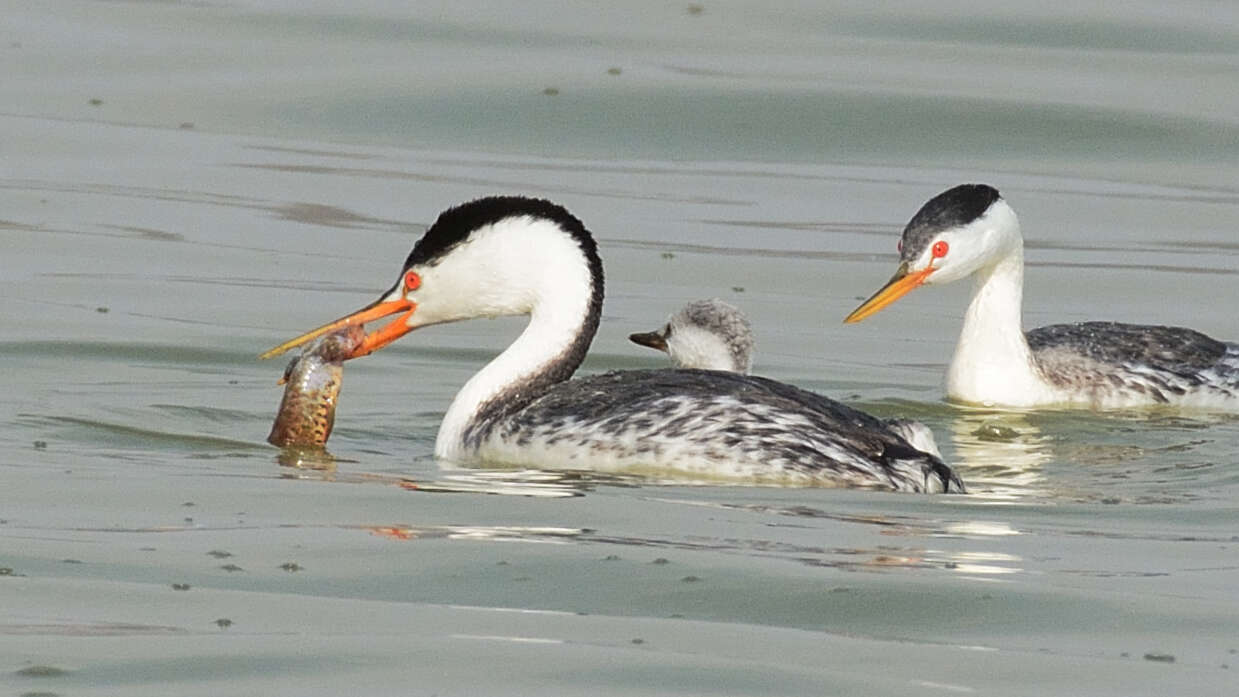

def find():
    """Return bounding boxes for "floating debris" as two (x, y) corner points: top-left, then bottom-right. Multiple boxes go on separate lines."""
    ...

(606, 67), (622, 76)
(214, 618), (233, 629)
(972, 422), (1019, 442)
(1143, 653), (1176, 663)
(171, 583), (191, 591)
(14, 664), (70, 677)
(542, 87), (560, 96)
(279, 562), (304, 572)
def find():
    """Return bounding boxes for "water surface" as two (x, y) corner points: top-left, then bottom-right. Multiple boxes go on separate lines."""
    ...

(2, 2), (1238, 695)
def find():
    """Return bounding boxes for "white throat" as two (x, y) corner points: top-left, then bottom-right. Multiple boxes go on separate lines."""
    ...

(668, 325), (747, 373)
(945, 228), (1057, 406)
(429, 218), (597, 461)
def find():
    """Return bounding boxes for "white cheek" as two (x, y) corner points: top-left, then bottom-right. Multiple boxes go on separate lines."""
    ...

(924, 257), (969, 285)
(667, 326), (736, 371)
(920, 254), (946, 282)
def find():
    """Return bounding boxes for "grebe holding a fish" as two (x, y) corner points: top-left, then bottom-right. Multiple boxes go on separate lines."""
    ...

(260, 196), (962, 493)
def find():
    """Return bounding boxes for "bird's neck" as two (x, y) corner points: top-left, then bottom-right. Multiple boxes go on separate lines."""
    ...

(946, 240), (1052, 405)
(434, 255), (601, 461)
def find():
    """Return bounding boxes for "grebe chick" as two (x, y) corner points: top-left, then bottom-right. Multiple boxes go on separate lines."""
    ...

(630, 299), (754, 374)
(263, 196), (964, 493)
(632, 299), (943, 458)
(845, 184), (1239, 411)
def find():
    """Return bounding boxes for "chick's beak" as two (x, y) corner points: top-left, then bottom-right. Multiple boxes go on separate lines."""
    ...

(259, 293), (416, 360)
(843, 262), (935, 324)
(629, 329), (669, 353)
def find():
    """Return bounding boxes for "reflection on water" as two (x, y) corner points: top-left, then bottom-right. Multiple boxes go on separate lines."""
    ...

(942, 520), (1021, 537)
(276, 446), (342, 476)
(944, 550), (1023, 576)
(312, 475), (1030, 576)
(362, 524), (586, 543)
(944, 407), (1054, 499)
(276, 455), (624, 497)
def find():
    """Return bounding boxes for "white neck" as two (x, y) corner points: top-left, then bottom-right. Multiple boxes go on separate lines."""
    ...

(945, 238), (1056, 406)
(429, 219), (598, 460)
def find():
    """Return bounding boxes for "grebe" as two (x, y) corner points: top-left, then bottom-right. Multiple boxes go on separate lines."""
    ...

(629, 299), (755, 374)
(632, 299), (944, 458)
(262, 197), (963, 493)
(845, 184), (1239, 410)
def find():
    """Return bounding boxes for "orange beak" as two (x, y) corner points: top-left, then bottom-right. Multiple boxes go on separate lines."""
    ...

(259, 294), (417, 361)
(843, 263), (935, 324)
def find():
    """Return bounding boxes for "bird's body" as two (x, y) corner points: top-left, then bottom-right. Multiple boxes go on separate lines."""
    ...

(1026, 322), (1239, 410)
(846, 184), (1239, 411)
(473, 368), (955, 489)
(631, 299), (945, 459)
(264, 196), (964, 493)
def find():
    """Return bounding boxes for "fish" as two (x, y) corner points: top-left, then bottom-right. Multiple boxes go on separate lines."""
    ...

(267, 325), (365, 448)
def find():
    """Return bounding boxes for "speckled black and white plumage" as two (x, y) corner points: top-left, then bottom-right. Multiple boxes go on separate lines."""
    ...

(852, 182), (1239, 411)
(1028, 322), (1239, 407)
(633, 299), (944, 458)
(336, 196), (965, 493)
(470, 369), (962, 493)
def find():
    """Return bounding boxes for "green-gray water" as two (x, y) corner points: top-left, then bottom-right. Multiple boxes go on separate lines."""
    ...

(3, 2), (1238, 695)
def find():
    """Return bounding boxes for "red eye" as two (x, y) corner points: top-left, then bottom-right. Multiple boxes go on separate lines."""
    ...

(932, 240), (949, 259)
(404, 270), (421, 291)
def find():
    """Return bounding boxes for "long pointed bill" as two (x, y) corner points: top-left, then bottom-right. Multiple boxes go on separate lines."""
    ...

(843, 263), (935, 324)
(259, 296), (416, 360)
(629, 330), (668, 353)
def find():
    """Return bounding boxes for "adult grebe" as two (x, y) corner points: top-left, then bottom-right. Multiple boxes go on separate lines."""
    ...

(845, 184), (1239, 410)
(262, 196), (964, 493)
(632, 299), (944, 458)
